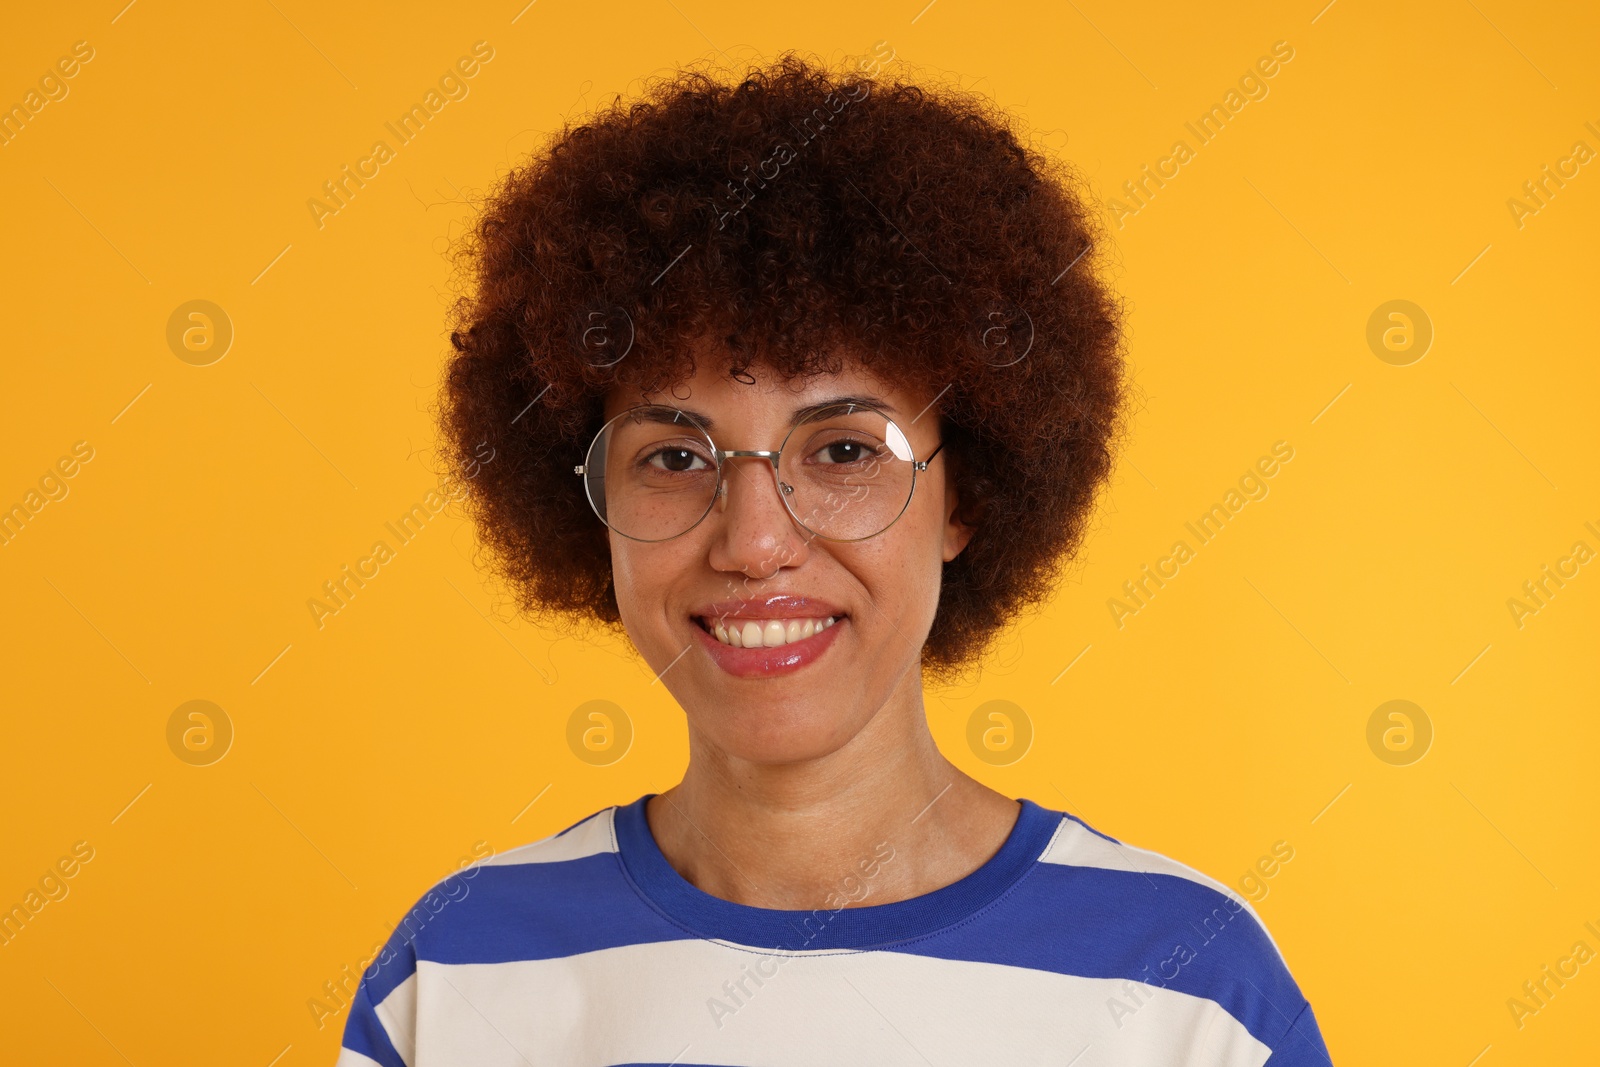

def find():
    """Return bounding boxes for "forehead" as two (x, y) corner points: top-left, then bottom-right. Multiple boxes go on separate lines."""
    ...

(601, 352), (940, 429)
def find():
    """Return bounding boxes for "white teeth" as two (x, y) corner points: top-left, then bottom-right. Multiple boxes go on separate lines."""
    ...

(706, 616), (839, 648)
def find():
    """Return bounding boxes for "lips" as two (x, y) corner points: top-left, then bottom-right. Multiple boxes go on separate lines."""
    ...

(688, 594), (848, 679)
(690, 614), (845, 678)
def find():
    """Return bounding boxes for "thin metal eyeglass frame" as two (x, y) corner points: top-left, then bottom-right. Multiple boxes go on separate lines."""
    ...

(573, 402), (946, 544)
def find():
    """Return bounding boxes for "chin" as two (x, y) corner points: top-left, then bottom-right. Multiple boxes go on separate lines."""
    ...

(693, 699), (865, 766)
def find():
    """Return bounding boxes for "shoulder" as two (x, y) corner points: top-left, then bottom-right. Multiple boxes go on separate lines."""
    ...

(1010, 805), (1330, 1062)
(360, 804), (624, 985)
(337, 805), (627, 1065)
(1032, 807), (1281, 949)
(407, 804), (623, 936)
(413, 803), (624, 928)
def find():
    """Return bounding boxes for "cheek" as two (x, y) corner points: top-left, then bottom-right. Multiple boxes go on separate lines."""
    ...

(909, 473), (957, 559)
(610, 535), (703, 635)
(851, 517), (942, 614)
(609, 538), (665, 630)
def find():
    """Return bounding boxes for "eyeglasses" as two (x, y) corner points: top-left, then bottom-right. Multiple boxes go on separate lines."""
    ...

(574, 401), (945, 543)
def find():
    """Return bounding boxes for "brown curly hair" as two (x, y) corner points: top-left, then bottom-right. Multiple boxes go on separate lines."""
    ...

(437, 50), (1128, 680)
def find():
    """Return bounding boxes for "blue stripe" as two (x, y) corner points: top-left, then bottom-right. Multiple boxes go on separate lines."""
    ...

(1264, 1002), (1334, 1064)
(397, 852), (688, 967)
(339, 979), (409, 1067)
(891, 860), (1309, 1049)
(359, 810), (617, 1005)
(359, 915), (419, 1007)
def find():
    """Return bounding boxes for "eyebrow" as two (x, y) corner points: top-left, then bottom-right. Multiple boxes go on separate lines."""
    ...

(637, 394), (901, 431)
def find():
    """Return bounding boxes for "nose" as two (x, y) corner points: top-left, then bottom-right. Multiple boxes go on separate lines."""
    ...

(704, 455), (811, 579)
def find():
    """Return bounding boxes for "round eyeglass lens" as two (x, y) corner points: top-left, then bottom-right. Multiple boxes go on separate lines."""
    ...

(776, 405), (920, 541)
(584, 406), (720, 542)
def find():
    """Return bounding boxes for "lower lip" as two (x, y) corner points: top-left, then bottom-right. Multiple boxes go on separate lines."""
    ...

(691, 617), (845, 678)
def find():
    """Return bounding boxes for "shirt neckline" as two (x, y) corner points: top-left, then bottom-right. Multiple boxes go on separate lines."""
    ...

(611, 792), (1063, 951)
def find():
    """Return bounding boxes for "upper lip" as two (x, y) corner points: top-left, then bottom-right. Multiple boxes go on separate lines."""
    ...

(691, 594), (848, 621)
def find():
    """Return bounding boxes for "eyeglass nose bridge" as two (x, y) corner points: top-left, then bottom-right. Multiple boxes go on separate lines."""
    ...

(713, 449), (794, 501)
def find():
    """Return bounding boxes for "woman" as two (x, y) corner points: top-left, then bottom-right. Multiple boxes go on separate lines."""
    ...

(338, 52), (1333, 1066)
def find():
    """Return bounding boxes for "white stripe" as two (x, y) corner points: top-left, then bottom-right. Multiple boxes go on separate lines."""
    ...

(1039, 819), (1283, 960)
(334, 1049), (386, 1067)
(375, 972), (418, 1066)
(395, 940), (1270, 1066)
(479, 807), (617, 867)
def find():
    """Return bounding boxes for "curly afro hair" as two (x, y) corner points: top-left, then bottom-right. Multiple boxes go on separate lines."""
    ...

(438, 50), (1128, 680)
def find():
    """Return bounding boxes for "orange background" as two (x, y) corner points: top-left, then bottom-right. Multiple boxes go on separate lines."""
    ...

(1, 1), (1596, 1063)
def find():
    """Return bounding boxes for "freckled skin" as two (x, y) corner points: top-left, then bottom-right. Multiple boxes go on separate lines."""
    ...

(604, 351), (1021, 911)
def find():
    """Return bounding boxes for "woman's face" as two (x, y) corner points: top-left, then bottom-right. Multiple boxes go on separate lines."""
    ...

(602, 355), (975, 766)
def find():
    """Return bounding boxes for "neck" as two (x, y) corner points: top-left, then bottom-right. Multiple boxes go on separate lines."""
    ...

(646, 681), (1021, 911)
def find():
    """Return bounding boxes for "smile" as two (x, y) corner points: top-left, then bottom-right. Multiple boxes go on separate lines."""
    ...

(690, 612), (846, 678)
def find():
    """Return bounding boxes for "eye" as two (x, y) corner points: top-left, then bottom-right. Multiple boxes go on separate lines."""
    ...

(645, 446), (711, 473)
(811, 438), (879, 465)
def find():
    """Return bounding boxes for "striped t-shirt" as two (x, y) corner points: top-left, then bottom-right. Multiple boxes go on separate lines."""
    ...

(337, 794), (1332, 1066)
